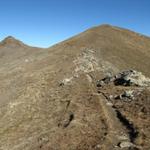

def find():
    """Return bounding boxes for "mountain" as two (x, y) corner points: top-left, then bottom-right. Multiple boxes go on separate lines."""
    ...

(0, 36), (26, 47)
(0, 24), (150, 150)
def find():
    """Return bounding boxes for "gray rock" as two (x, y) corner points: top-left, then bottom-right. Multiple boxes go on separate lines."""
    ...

(118, 141), (133, 148)
(97, 70), (150, 87)
(114, 70), (150, 87)
(122, 90), (135, 99)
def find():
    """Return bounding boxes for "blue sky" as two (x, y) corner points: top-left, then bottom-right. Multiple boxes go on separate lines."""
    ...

(0, 0), (149, 47)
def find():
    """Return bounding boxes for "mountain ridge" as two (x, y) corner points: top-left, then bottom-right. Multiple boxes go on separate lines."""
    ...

(0, 24), (150, 150)
(1, 24), (150, 48)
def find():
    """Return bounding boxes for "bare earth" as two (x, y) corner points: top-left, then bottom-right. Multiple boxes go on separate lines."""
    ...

(0, 24), (150, 150)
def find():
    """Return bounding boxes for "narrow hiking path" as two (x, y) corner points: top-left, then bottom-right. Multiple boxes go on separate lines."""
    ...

(73, 50), (140, 149)
(86, 73), (139, 149)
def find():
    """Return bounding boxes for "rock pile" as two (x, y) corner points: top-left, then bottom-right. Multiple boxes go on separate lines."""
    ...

(97, 70), (150, 87)
(114, 70), (150, 87)
(97, 70), (150, 101)
(115, 90), (136, 101)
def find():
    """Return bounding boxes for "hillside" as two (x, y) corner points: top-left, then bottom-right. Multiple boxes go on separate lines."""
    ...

(0, 24), (150, 150)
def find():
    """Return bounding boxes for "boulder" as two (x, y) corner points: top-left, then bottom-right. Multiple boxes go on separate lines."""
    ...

(97, 70), (150, 87)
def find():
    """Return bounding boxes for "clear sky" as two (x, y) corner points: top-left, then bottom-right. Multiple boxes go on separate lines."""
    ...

(0, 0), (149, 47)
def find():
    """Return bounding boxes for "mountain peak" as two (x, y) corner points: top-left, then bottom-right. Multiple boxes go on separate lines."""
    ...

(99, 24), (113, 27)
(4, 36), (16, 40)
(0, 36), (26, 47)
(3, 36), (20, 43)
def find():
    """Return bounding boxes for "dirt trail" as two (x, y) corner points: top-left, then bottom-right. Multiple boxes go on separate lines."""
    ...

(86, 72), (140, 149)
(74, 49), (132, 149)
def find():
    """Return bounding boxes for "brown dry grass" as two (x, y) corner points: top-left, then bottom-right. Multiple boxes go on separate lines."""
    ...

(0, 24), (150, 150)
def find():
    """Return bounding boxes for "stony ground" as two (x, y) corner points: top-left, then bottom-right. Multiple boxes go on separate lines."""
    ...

(96, 70), (150, 150)
(0, 25), (150, 150)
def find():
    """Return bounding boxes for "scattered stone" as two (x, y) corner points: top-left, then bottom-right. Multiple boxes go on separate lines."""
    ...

(123, 90), (134, 99)
(25, 59), (29, 62)
(109, 95), (114, 100)
(95, 144), (101, 148)
(59, 77), (73, 86)
(97, 70), (150, 87)
(106, 102), (113, 106)
(63, 112), (74, 128)
(118, 141), (133, 148)
(118, 135), (129, 140)
(96, 80), (105, 87)
(116, 90), (135, 101)
(97, 74), (114, 87)
(114, 70), (150, 87)
(59, 82), (64, 86)
(58, 112), (74, 128)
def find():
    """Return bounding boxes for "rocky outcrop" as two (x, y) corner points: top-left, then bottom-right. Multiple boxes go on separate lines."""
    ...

(97, 70), (150, 87)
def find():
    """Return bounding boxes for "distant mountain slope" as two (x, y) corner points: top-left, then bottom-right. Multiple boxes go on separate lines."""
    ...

(0, 24), (150, 150)
(56, 24), (150, 76)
